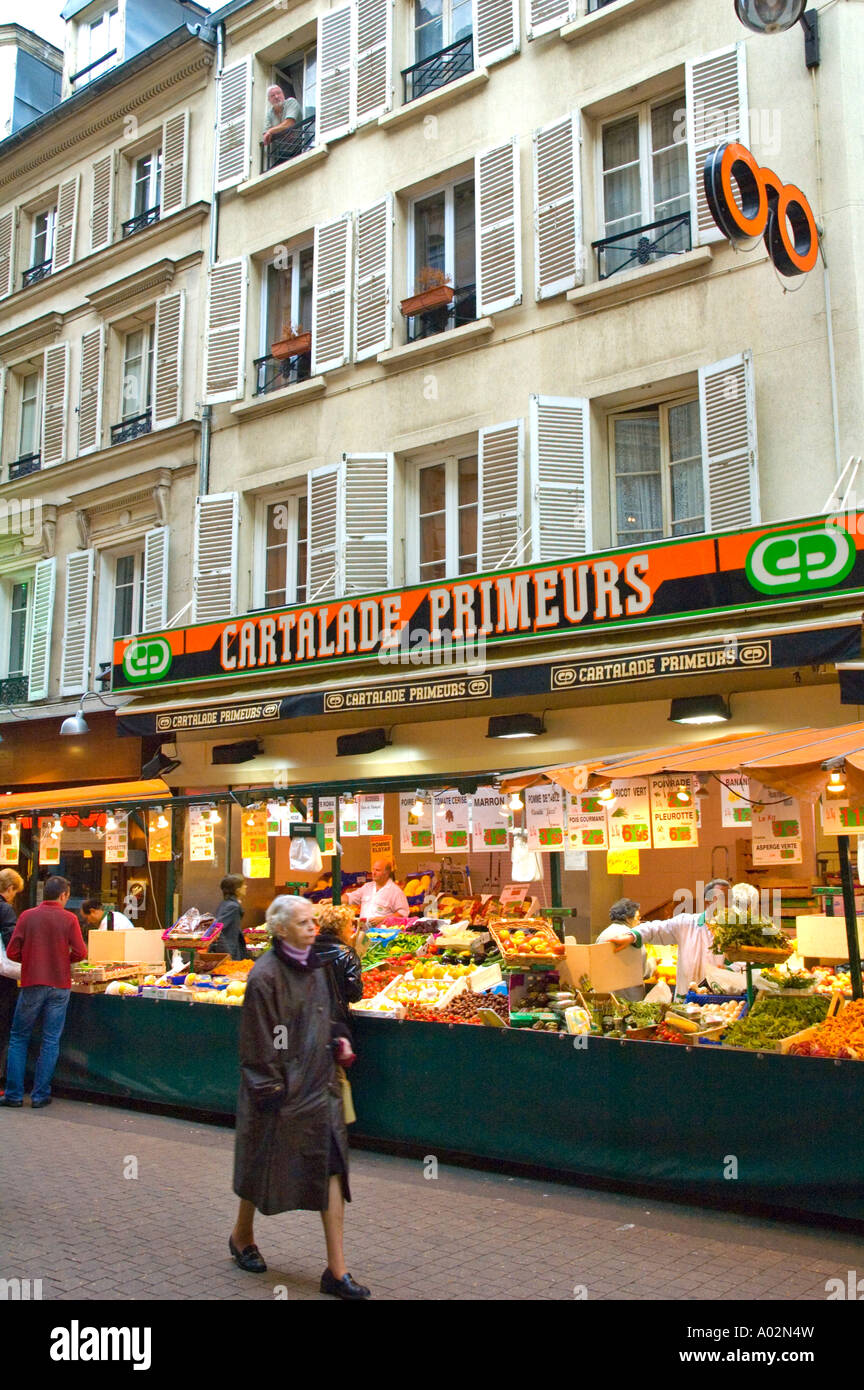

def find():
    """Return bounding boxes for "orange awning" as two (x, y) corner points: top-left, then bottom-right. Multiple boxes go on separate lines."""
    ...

(0, 779), (173, 815)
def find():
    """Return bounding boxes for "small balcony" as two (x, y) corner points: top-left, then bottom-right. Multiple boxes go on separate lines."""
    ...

(261, 116), (316, 174)
(254, 352), (313, 396)
(405, 282), (476, 343)
(69, 48), (119, 90)
(122, 206), (161, 239)
(22, 259), (51, 289)
(403, 36), (474, 105)
(0, 675), (28, 704)
(9, 452), (41, 481)
(111, 412), (152, 446)
(592, 212), (692, 281)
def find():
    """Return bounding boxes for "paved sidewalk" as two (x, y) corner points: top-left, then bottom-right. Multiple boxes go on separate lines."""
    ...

(0, 1097), (860, 1301)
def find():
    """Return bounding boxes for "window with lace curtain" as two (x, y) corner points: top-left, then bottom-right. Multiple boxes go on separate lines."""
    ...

(600, 94), (689, 276)
(610, 397), (703, 545)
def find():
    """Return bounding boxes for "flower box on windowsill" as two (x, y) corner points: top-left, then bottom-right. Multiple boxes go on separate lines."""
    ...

(271, 333), (312, 360)
(399, 285), (455, 317)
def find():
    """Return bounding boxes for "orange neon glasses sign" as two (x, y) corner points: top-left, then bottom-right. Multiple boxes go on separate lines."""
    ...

(704, 141), (818, 277)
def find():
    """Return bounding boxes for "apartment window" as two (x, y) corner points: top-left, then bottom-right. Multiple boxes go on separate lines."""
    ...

(75, 7), (120, 87)
(262, 493), (308, 608)
(611, 397), (702, 545)
(263, 50), (317, 172)
(112, 326), (154, 444)
(7, 581), (30, 677)
(0, 574), (33, 700)
(412, 454), (478, 583)
(407, 177), (475, 341)
(597, 94), (690, 279)
(123, 151), (162, 236)
(15, 372), (41, 470)
(406, 0), (473, 102)
(23, 208), (56, 286)
(256, 246), (314, 394)
(112, 552), (144, 640)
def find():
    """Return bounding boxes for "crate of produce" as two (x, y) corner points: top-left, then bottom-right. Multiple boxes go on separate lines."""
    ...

(488, 918), (564, 968)
(721, 992), (834, 1051)
(379, 966), (469, 1011)
(194, 951), (230, 973)
(778, 991), (844, 1053)
(71, 962), (147, 986)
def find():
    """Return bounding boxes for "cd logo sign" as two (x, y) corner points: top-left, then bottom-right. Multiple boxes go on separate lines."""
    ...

(746, 527), (855, 595)
(703, 141), (818, 277)
(123, 637), (172, 684)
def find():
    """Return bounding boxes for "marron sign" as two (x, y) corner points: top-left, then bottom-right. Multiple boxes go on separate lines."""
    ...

(704, 140), (818, 276)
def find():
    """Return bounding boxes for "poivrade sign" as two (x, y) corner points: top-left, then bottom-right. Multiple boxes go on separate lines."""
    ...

(703, 141), (818, 276)
(113, 516), (864, 692)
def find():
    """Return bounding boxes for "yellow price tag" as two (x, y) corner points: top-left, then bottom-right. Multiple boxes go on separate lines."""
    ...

(606, 849), (640, 876)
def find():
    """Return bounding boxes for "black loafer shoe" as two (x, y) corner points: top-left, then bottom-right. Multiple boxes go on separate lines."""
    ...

(0, 1097), (23, 1107)
(229, 1236), (267, 1273)
(320, 1268), (371, 1300)
(31, 1098), (52, 1109)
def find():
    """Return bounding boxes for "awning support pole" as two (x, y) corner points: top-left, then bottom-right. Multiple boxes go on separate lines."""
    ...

(836, 834), (863, 999)
(332, 794), (342, 906)
(550, 851), (563, 910)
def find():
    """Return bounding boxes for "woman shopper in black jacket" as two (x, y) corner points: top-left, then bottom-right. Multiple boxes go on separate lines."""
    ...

(0, 869), (24, 1088)
(212, 875), (251, 961)
(311, 904), (365, 1034)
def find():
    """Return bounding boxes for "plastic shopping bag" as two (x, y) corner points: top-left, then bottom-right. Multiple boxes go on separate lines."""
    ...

(290, 835), (323, 874)
(0, 934), (20, 981)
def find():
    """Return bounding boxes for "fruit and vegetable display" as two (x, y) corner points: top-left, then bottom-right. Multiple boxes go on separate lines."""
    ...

(488, 919), (565, 966)
(787, 999), (864, 1059)
(709, 910), (790, 956)
(721, 994), (831, 1050)
(759, 966), (816, 991)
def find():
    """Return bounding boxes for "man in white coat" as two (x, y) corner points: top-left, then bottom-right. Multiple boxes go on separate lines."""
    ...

(602, 878), (742, 998)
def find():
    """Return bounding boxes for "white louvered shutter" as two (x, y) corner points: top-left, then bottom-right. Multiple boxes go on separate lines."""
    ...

(343, 454), (394, 593)
(143, 526), (170, 631)
(533, 112), (582, 300)
(91, 153), (115, 252)
(699, 351), (759, 531)
(52, 174), (79, 272)
(60, 549), (95, 696)
(77, 326), (104, 455)
(204, 260), (247, 403)
(474, 0), (519, 66)
(478, 419), (525, 570)
(527, 0), (576, 41)
(0, 208), (16, 299)
(28, 557), (56, 701)
(41, 343), (69, 466)
(308, 465), (344, 602)
(153, 291), (185, 429)
(476, 138), (522, 316)
(356, 0), (391, 124)
(161, 111), (189, 216)
(216, 57), (252, 191)
(312, 216), (352, 374)
(0, 367), (5, 459)
(193, 493), (239, 623)
(686, 45), (748, 246)
(317, 6), (354, 144)
(529, 396), (591, 562)
(354, 196), (392, 361)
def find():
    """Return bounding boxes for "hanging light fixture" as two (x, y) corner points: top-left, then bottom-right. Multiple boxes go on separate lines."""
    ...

(156, 809), (169, 829)
(106, 811), (117, 831)
(695, 776), (711, 798)
(51, 815), (63, 837)
(597, 786), (616, 803)
(734, 0), (806, 34)
(508, 791), (524, 812)
(411, 790), (426, 819)
(208, 806), (221, 825)
(676, 783), (692, 804)
(827, 769), (846, 795)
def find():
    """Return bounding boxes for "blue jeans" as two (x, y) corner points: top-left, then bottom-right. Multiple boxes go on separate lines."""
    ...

(5, 986), (71, 1104)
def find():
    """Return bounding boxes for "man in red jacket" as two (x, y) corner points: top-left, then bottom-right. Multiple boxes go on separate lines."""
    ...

(1, 876), (86, 1109)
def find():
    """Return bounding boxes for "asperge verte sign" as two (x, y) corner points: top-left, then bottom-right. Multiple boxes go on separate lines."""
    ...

(113, 516), (864, 693)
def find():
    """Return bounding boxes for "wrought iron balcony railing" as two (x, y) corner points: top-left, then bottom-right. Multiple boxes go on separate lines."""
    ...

(261, 116), (316, 173)
(122, 206), (161, 239)
(9, 452), (41, 481)
(592, 211), (691, 281)
(69, 48), (118, 88)
(254, 352), (313, 396)
(22, 259), (52, 289)
(0, 675), (29, 705)
(406, 282), (477, 342)
(587, 0), (620, 11)
(111, 412), (152, 446)
(403, 35), (474, 105)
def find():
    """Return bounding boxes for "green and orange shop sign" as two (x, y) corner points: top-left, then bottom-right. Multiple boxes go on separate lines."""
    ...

(113, 517), (863, 693)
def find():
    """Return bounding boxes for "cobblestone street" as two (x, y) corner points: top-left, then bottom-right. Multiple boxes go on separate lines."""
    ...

(1, 1097), (861, 1302)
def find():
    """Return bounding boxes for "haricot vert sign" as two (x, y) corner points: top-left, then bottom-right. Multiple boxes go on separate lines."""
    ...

(113, 516), (864, 692)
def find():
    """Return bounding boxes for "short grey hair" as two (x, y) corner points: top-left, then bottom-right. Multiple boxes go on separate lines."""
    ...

(266, 894), (311, 938)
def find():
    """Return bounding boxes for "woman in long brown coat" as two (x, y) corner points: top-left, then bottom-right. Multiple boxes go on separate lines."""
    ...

(230, 894), (370, 1299)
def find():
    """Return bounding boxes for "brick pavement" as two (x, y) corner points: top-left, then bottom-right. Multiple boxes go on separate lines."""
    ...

(0, 1097), (861, 1301)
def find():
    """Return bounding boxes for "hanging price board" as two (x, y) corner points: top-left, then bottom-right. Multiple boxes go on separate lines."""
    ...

(525, 785), (566, 851)
(339, 797), (360, 838)
(752, 791), (803, 865)
(606, 780), (653, 851)
(566, 790), (608, 851)
(821, 799), (864, 835)
(105, 812), (129, 864)
(471, 786), (510, 851)
(649, 775), (699, 849)
(188, 806), (215, 862)
(319, 796), (337, 854)
(720, 773), (752, 827)
(38, 820), (61, 866)
(0, 819), (20, 866)
(358, 794), (385, 836)
(607, 848), (640, 875)
(242, 807), (269, 860)
(399, 792), (433, 852)
(434, 792), (470, 852)
(147, 810), (172, 861)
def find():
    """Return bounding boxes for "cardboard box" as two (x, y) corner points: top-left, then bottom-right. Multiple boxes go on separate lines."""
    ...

(795, 914), (864, 962)
(561, 938), (643, 994)
(87, 930), (166, 966)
